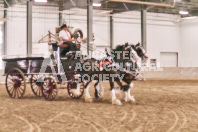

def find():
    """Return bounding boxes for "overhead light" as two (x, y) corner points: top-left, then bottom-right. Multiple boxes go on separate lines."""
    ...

(179, 10), (189, 15)
(92, 3), (101, 7)
(34, 0), (47, 2)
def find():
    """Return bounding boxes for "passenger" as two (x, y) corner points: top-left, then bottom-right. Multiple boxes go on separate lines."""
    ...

(59, 24), (77, 56)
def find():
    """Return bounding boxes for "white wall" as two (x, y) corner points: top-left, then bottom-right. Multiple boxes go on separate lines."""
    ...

(147, 19), (181, 66)
(63, 10), (181, 61)
(114, 11), (141, 46)
(114, 11), (181, 66)
(0, 4), (4, 71)
(1, 6), (198, 81)
(6, 5), (26, 56)
(180, 18), (198, 67)
(0, 4), (5, 82)
(2, 6), (198, 67)
(0, 4), (4, 56)
(6, 5), (59, 56)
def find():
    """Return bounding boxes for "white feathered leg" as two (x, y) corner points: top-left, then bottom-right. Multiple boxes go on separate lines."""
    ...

(71, 83), (81, 96)
(96, 82), (104, 98)
(84, 83), (93, 103)
(127, 83), (136, 103)
(112, 89), (122, 105)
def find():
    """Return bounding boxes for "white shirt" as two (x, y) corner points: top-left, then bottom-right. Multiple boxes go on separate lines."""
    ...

(59, 30), (71, 41)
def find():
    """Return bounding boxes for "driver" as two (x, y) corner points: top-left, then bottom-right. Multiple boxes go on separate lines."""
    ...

(59, 24), (77, 55)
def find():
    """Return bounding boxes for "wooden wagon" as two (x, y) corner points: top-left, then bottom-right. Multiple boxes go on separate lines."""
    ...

(2, 49), (84, 101)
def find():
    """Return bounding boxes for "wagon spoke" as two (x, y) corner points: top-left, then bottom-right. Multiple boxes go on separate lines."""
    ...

(16, 89), (19, 98)
(9, 86), (14, 91)
(33, 76), (37, 80)
(9, 87), (14, 95)
(7, 82), (14, 87)
(10, 89), (14, 97)
(17, 89), (22, 98)
(52, 90), (56, 96)
(35, 86), (39, 93)
(38, 88), (41, 96)
(18, 87), (24, 94)
(33, 85), (37, 90)
(8, 76), (14, 81)
(46, 93), (49, 99)
(49, 94), (52, 100)
(13, 89), (16, 98)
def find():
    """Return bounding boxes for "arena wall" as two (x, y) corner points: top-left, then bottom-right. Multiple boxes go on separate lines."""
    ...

(5, 5), (59, 56)
(145, 67), (198, 79)
(180, 18), (198, 67)
(1, 6), (198, 83)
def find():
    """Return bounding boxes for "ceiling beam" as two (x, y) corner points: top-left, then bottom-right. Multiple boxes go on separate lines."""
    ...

(191, 10), (198, 16)
(107, 0), (174, 7)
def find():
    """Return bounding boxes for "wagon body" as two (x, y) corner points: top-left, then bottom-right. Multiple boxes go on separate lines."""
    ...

(2, 55), (84, 100)
(3, 57), (45, 75)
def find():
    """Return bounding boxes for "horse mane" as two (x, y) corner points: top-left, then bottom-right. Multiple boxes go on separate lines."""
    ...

(114, 45), (125, 51)
(131, 44), (136, 50)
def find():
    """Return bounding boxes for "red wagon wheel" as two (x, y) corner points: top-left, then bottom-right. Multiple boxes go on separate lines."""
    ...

(30, 75), (43, 97)
(5, 68), (26, 99)
(42, 76), (58, 101)
(67, 82), (84, 99)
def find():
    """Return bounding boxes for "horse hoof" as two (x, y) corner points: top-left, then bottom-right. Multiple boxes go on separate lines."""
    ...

(96, 94), (103, 99)
(85, 97), (93, 103)
(112, 99), (122, 106)
(124, 98), (128, 102)
(128, 96), (136, 103)
(98, 92), (104, 98)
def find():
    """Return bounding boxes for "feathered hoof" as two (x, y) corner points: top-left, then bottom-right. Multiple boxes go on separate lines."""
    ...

(85, 96), (93, 103)
(112, 99), (122, 105)
(124, 97), (128, 102)
(96, 98), (104, 102)
(98, 92), (104, 98)
(95, 94), (103, 100)
(128, 96), (136, 103)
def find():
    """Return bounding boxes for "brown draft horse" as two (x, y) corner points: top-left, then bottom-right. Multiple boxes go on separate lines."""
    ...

(78, 42), (148, 105)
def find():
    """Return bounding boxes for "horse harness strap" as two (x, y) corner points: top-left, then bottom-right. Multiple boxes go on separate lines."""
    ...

(67, 54), (74, 70)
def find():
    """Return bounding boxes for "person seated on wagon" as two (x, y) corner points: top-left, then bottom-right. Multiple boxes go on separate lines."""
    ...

(59, 24), (77, 56)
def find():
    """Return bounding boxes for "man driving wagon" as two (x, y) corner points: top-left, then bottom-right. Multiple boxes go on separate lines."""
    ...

(59, 24), (79, 56)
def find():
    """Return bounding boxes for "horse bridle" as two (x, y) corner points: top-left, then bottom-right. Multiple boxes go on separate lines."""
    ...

(124, 46), (140, 63)
(136, 46), (147, 58)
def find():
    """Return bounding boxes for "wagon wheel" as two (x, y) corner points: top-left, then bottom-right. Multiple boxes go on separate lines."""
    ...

(5, 68), (26, 99)
(30, 75), (43, 97)
(42, 76), (57, 101)
(67, 82), (84, 99)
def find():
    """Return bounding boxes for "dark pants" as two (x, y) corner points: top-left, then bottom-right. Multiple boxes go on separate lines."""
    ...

(61, 42), (77, 56)
(63, 42), (77, 51)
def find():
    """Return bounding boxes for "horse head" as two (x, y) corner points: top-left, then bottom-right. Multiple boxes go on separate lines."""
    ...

(131, 42), (149, 61)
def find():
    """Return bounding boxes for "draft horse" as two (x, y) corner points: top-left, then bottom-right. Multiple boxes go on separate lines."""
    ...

(80, 42), (148, 105)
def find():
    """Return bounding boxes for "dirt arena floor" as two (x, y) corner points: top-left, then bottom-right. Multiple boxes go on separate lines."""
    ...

(0, 79), (198, 132)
